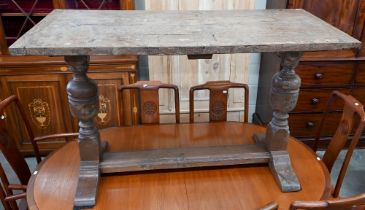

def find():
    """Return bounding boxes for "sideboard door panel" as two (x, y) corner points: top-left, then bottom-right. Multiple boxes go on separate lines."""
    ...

(68, 72), (132, 129)
(1, 74), (71, 154)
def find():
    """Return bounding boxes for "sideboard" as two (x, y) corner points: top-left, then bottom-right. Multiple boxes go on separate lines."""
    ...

(0, 0), (137, 154)
(255, 0), (365, 148)
(0, 55), (137, 155)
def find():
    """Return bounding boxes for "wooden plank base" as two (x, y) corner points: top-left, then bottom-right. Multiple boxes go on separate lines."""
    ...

(254, 133), (301, 192)
(100, 144), (270, 173)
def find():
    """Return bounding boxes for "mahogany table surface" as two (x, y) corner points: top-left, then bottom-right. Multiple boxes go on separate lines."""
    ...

(27, 122), (331, 210)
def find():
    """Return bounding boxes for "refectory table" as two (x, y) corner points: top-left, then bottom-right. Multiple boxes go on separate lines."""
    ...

(9, 9), (360, 209)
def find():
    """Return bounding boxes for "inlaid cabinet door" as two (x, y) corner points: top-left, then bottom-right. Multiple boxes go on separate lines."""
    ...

(0, 74), (71, 154)
(68, 72), (133, 129)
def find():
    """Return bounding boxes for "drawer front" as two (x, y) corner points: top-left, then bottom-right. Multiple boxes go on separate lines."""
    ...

(296, 63), (354, 86)
(289, 113), (342, 137)
(293, 89), (349, 113)
(355, 64), (365, 84)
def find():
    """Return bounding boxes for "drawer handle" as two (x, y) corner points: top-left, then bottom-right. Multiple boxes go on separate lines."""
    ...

(60, 67), (68, 72)
(0, 114), (6, 120)
(314, 73), (323, 80)
(311, 98), (319, 105)
(306, 121), (315, 128)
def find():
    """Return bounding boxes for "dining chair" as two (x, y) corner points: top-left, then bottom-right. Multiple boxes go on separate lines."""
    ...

(120, 80), (180, 124)
(313, 91), (365, 198)
(0, 95), (78, 210)
(289, 193), (365, 210)
(189, 80), (249, 123)
(258, 193), (365, 210)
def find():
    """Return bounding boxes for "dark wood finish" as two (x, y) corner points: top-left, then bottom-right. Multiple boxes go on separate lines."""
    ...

(354, 63), (365, 84)
(68, 72), (133, 128)
(260, 52), (303, 192)
(255, 0), (365, 148)
(189, 80), (249, 123)
(120, 81), (180, 124)
(0, 56), (137, 154)
(288, 0), (359, 35)
(52, 0), (66, 9)
(287, 0), (359, 59)
(27, 123), (332, 210)
(357, 0), (365, 57)
(0, 19), (8, 55)
(1, 74), (71, 154)
(0, 164), (27, 210)
(120, 0), (134, 10)
(292, 89), (348, 112)
(314, 91), (365, 197)
(64, 55), (100, 207)
(289, 113), (343, 137)
(0, 95), (40, 164)
(0, 95), (77, 210)
(295, 62), (354, 87)
(0, 0), (137, 155)
(290, 193), (365, 210)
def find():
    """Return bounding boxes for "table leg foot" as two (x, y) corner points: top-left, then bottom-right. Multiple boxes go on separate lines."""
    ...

(74, 162), (100, 209)
(253, 133), (301, 192)
(269, 151), (301, 192)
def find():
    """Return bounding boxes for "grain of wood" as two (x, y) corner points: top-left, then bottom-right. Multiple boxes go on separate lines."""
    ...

(100, 144), (270, 173)
(9, 9), (360, 56)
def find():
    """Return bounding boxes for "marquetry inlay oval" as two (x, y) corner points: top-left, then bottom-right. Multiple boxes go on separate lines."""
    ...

(28, 98), (50, 128)
(97, 95), (111, 124)
(143, 101), (157, 115)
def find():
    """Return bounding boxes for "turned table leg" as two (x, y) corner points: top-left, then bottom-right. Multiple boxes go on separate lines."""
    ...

(65, 55), (101, 208)
(257, 52), (303, 192)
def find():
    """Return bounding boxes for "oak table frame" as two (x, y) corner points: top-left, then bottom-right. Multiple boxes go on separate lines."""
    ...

(9, 9), (361, 209)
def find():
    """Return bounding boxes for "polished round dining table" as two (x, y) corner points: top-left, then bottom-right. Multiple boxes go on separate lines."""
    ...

(26, 122), (331, 210)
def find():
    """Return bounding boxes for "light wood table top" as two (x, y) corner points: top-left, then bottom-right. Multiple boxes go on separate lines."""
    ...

(27, 123), (331, 210)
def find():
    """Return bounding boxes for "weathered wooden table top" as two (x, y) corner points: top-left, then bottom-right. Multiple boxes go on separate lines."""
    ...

(9, 9), (360, 56)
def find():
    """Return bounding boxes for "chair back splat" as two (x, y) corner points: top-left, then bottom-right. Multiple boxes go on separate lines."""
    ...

(189, 80), (249, 123)
(120, 81), (180, 124)
(290, 193), (365, 210)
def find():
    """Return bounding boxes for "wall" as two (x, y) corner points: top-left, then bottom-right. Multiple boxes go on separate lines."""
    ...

(142, 0), (266, 123)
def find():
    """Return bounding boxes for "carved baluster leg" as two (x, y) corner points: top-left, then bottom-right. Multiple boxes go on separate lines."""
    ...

(65, 55), (101, 208)
(264, 52), (303, 192)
